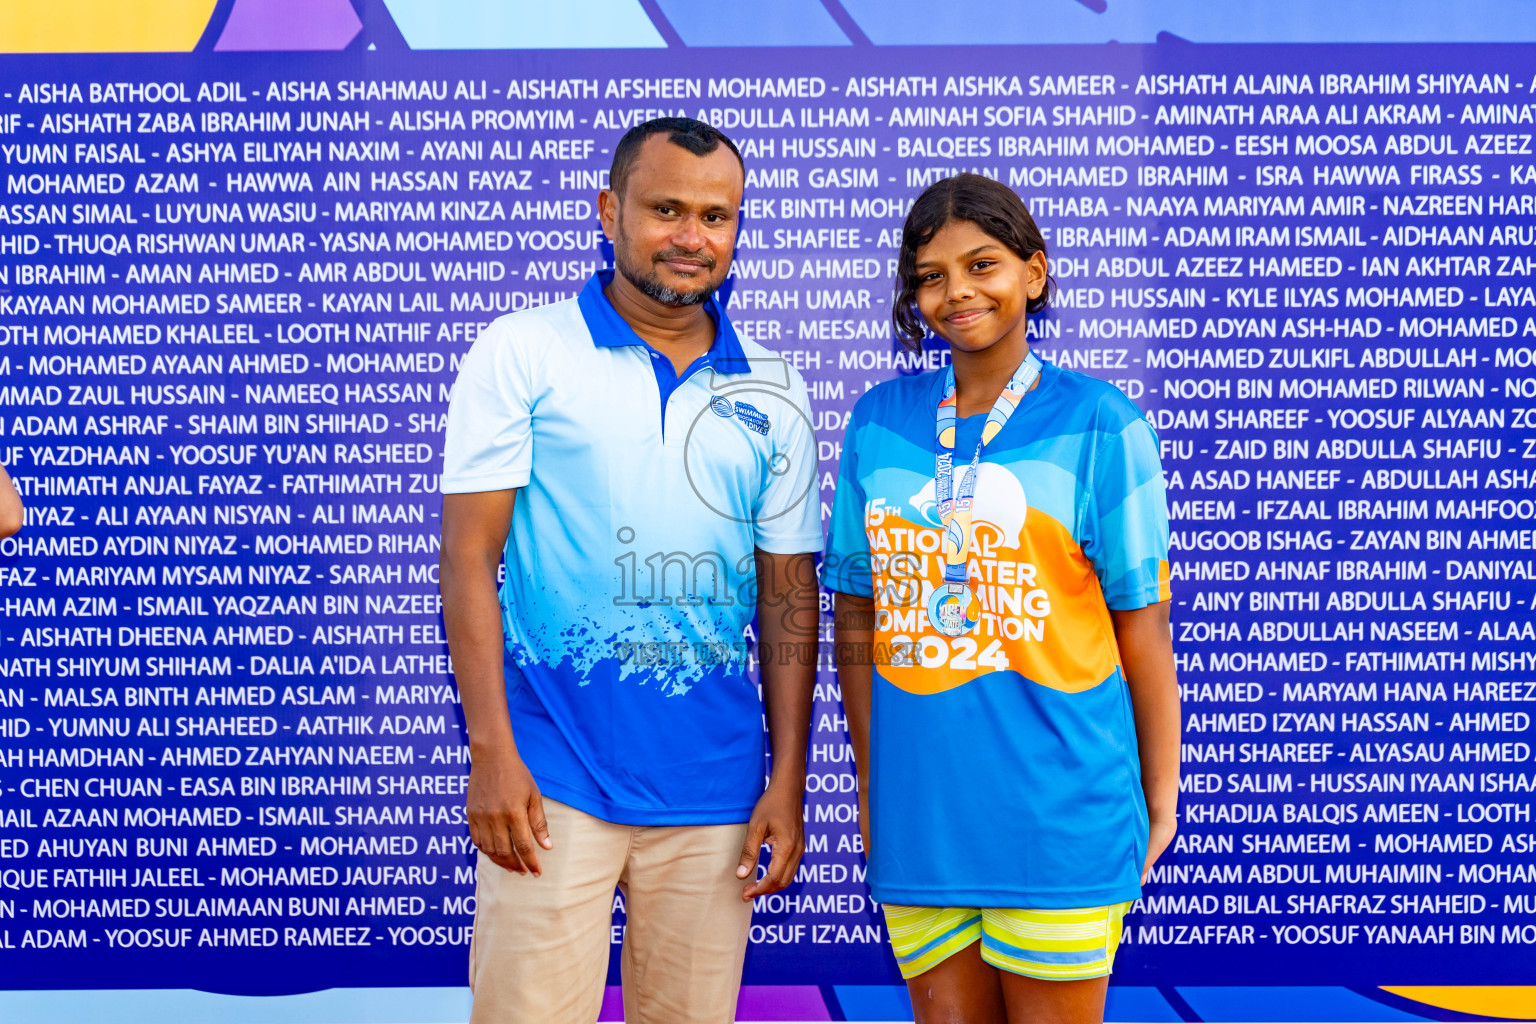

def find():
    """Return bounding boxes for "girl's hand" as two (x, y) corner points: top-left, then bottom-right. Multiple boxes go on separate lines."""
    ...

(1113, 603), (1182, 889)
(1142, 815), (1177, 884)
(856, 774), (870, 863)
(833, 592), (876, 865)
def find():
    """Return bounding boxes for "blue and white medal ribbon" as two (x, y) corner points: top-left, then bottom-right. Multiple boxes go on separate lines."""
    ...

(926, 352), (1042, 638)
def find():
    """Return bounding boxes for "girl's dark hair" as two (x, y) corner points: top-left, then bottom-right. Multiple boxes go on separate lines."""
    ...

(892, 173), (1054, 351)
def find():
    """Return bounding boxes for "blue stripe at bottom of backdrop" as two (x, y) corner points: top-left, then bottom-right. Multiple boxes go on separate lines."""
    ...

(0, 988), (474, 1024)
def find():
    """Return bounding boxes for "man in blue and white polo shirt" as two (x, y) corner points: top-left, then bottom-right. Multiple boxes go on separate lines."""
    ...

(440, 119), (822, 1024)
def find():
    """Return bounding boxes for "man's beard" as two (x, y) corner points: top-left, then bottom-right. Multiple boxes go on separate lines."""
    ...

(615, 244), (718, 306)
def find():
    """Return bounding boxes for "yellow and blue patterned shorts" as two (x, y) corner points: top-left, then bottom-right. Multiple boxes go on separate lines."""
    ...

(885, 903), (1130, 981)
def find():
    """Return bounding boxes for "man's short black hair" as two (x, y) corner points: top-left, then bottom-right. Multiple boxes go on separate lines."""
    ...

(609, 117), (744, 198)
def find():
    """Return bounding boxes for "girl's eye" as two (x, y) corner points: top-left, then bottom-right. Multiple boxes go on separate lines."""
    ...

(971, 260), (995, 272)
(920, 272), (942, 284)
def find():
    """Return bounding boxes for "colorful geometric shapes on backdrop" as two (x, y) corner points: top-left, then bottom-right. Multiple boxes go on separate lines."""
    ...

(214, 0), (362, 50)
(599, 985), (831, 1020)
(834, 0), (1536, 43)
(652, 0), (853, 46)
(380, 0), (665, 48)
(0, 0), (215, 52)
(831, 986), (914, 1021)
(1103, 987), (1187, 1022)
(1381, 987), (1536, 1021)
(1176, 986), (1435, 1022)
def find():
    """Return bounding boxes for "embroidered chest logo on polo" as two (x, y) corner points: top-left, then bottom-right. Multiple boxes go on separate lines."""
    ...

(710, 396), (770, 435)
(732, 401), (770, 434)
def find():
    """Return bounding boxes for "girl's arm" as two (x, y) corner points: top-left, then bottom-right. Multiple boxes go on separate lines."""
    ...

(0, 463), (21, 538)
(1111, 601), (1180, 882)
(834, 591), (876, 858)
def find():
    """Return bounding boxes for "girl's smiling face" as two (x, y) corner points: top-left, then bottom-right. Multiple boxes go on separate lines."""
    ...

(913, 218), (1048, 355)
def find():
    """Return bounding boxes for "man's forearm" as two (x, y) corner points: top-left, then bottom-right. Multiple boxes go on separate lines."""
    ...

(440, 491), (519, 759)
(761, 660), (814, 785)
(755, 551), (818, 784)
(441, 553), (518, 756)
(440, 490), (553, 874)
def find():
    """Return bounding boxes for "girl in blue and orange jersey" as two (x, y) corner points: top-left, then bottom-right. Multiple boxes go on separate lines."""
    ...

(825, 174), (1181, 1024)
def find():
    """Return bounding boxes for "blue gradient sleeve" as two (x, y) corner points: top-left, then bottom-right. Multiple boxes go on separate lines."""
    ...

(1083, 416), (1170, 610)
(821, 413), (873, 598)
(753, 370), (825, 554)
(441, 318), (535, 494)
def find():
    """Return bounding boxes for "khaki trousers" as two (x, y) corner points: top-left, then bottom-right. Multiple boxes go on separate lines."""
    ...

(468, 798), (753, 1024)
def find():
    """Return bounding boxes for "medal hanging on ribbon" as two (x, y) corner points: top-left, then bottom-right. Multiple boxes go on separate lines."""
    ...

(926, 352), (1042, 638)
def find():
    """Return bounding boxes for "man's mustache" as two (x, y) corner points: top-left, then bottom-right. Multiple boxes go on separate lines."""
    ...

(652, 248), (716, 269)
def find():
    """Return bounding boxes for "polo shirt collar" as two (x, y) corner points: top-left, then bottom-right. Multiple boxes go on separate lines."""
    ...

(578, 269), (752, 375)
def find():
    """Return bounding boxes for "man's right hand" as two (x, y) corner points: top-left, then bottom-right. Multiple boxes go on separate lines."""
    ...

(442, 490), (547, 875)
(466, 750), (552, 875)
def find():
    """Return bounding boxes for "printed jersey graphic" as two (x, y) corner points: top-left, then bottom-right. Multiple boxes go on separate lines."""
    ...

(910, 462), (1027, 547)
(869, 485), (1123, 696)
(848, 365), (1168, 697)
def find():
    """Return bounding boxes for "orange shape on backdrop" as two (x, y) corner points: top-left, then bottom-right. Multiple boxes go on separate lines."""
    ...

(0, 0), (216, 52)
(1381, 986), (1536, 1020)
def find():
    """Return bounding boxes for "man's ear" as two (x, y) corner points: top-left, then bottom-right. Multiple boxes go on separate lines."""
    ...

(597, 188), (620, 242)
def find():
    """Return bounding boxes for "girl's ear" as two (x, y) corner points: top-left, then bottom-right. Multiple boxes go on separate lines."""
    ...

(1026, 250), (1048, 300)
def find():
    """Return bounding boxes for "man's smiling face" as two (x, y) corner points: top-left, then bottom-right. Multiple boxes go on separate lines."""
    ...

(602, 134), (744, 307)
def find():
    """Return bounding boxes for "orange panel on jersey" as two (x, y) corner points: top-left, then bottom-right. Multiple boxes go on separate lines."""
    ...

(870, 508), (1120, 696)
(0, 1), (216, 52)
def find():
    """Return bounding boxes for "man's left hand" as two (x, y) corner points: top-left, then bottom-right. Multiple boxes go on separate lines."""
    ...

(736, 778), (805, 901)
